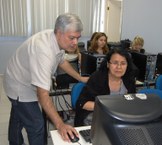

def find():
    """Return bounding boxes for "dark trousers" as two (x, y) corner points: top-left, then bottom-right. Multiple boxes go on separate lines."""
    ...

(8, 98), (45, 145)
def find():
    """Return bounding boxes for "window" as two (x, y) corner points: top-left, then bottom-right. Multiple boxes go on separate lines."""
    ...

(0, 0), (28, 36)
(0, 0), (106, 37)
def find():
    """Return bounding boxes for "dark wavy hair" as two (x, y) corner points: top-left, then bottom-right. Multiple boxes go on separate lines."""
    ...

(99, 48), (134, 79)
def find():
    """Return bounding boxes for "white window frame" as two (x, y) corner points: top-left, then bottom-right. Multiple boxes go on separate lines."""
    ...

(0, 0), (106, 37)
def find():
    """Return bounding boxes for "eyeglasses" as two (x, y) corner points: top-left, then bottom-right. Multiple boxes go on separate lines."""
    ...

(109, 61), (127, 67)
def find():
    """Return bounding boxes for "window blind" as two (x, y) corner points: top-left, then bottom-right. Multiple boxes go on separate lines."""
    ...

(0, 0), (106, 37)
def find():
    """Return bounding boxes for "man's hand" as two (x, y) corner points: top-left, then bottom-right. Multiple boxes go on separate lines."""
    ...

(57, 122), (79, 142)
(80, 76), (89, 83)
(37, 87), (79, 142)
(59, 60), (89, 83)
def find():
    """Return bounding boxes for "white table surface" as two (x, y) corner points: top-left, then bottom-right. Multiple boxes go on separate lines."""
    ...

(50, 126), (92, 145)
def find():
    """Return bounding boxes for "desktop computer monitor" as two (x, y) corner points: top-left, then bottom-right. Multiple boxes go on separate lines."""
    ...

(108, 42), (122, 50)
(55, 55), (79, 89)
(131, 51), (157, 82)
(156, 53), (162, 74)
(120, 39), (131, 50)
(91, 94), (162, 145)
(80, 51), (106, 76)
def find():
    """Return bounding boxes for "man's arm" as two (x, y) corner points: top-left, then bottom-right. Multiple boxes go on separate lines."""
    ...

(59, 60), (89, 83)
(37, 87), (78, 142)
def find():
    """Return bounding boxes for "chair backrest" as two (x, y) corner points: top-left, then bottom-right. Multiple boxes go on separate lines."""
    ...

(138, 88), (162, 99)
(71, 82), (86, 109)
(156, 75), (162, 90)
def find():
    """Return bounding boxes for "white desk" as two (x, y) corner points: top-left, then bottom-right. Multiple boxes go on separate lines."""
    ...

(50, 126), (92, 145)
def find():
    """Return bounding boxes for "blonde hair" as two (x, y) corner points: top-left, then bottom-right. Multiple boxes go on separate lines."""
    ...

(131, 36), (144, 48)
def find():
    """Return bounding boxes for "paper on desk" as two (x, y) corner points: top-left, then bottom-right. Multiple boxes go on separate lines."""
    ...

(50, 126), (92, 145)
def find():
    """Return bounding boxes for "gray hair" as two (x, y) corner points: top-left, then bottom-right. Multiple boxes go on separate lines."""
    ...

(54, 13), (83, 33)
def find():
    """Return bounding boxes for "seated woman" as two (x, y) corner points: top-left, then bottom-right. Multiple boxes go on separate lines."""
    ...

(131, 35), (145, 53)
(74, 48), (136, 127)
(87, 32), (98, 49)
(88, 32), (109, 55)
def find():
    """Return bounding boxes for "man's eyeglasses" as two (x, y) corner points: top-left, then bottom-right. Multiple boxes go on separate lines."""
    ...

(109, 61), (127, 67)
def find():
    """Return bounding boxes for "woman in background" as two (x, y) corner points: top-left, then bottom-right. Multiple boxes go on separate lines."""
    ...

(90, 32), (98, 42)
(88, 32), (109, 55)
(87, 32), (98, 49)
(131, 35), (145, 53)
(74, 48), (136, 126)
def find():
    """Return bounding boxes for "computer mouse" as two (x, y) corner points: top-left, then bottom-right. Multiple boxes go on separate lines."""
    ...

(67, 132), (79, 143)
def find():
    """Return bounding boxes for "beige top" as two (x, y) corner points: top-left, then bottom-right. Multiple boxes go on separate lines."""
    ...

(3, 29), (65, 102)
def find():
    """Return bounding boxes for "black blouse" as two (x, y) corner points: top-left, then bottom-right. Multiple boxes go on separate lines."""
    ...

(74, 69), (136, 126)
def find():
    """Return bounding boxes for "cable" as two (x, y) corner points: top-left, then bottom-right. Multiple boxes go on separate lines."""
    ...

(57, 89), (72, 120)
(57, 95), (70, 122)
(51, 76), (73, 122)
(60, 92), (76, 122)
(77, 142), (81, 145)
(61, 94), (71, 117)
(57, 97), (66, 112)
(55, 95), (58, 110)
(63, 97), (71, 121)
(61, 93), (72, 109)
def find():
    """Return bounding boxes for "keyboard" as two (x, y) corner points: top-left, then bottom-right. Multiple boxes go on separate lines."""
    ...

(79, 129), (91, 143)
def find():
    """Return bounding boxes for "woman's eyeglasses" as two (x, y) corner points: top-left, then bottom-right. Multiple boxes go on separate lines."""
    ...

(109, 61), (127, 67)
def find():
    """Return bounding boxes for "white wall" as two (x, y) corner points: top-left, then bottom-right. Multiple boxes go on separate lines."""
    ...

(1, 0), (162, 73)
(0, 38), (26, 74)
(121, 0), (162, 54)
(106, 0), (122, 42)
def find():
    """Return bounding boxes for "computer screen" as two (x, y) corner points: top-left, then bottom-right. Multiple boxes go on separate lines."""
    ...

(120, 39), (131, 50)
(55, 55), (79, 89)
(108, 42), (122, 50)
(80, 51), (106, 76)
(131, 51), (157, 81)
(91, 94), (162, 145)
(156, 53), (162, 74)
